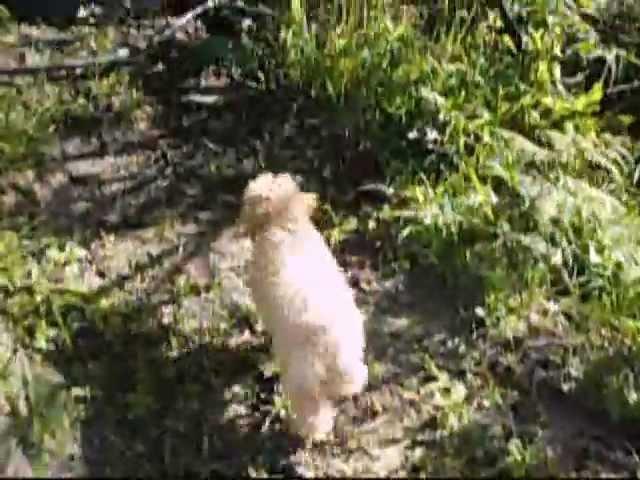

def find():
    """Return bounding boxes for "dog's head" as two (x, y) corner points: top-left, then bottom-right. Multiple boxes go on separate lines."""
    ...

(238, 172), (318, 236)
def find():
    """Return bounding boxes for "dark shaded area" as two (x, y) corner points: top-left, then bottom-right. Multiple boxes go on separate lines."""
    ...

(0, 16), (390, 476)
(1, 0), (81, 23)
(46, 296), (299, 476)
(364, 261), (484, 386)
(1, 29), (384, 243)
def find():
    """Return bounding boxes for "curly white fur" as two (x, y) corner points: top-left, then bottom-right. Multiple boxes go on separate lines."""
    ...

(238, 172), (368, 439)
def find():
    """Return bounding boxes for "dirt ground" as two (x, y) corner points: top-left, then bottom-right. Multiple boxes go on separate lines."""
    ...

(2, 19), (639, 477)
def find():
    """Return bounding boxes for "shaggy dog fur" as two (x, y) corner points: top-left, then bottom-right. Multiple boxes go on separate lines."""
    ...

(238, 172), (368, 439)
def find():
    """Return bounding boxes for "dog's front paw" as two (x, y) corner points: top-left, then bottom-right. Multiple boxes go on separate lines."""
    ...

(286, 417), (333, 445)
(288, 400), (336, 443)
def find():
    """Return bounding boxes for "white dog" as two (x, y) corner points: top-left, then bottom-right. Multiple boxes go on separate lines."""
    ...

(238, 172), (368, 440)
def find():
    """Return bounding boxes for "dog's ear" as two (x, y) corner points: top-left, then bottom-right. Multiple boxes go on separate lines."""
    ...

(290, 192), (318, 218)
(303, 193), (319, 213)
(239, 193), (274, 230)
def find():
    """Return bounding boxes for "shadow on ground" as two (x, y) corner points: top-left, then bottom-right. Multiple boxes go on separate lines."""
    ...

(0, 25), (490, 475)
(0, 33), (372, 241)
(0, 25), (400, 476)
(10, 20), (636, 477)
(47, 295), (300, 477)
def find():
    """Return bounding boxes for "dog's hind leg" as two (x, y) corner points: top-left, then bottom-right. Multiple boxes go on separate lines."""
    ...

(287, 389), (335, 440)
(280, 355), (335, 439)
(326, 339), (368, 399)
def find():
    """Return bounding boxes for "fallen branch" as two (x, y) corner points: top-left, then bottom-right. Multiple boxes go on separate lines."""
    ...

(604, 79), (640, 98)
(562, 71), (588, 88)
(0, 48), (137, 76)
(152, 0), (275, 44)
(600, 79), (640, 112)
(0, 0), (222, 77)
(0, 0), (276, 78)
(154, 0), (219, 44)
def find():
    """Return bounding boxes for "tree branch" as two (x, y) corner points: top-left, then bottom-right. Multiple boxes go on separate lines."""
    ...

(0, 0), (226, 77)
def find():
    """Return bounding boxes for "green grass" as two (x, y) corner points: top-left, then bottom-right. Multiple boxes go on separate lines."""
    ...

(1, 0), (640, 475)
(277, 0), (640, 443)
(0, 7), (146, 474)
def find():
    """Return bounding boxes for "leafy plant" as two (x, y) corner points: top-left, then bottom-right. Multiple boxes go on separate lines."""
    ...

(276, 0), (640, 436)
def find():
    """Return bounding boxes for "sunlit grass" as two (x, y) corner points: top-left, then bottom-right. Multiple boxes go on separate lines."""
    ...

(277, 0), (640, 448)
(1, 0), (639, 475)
